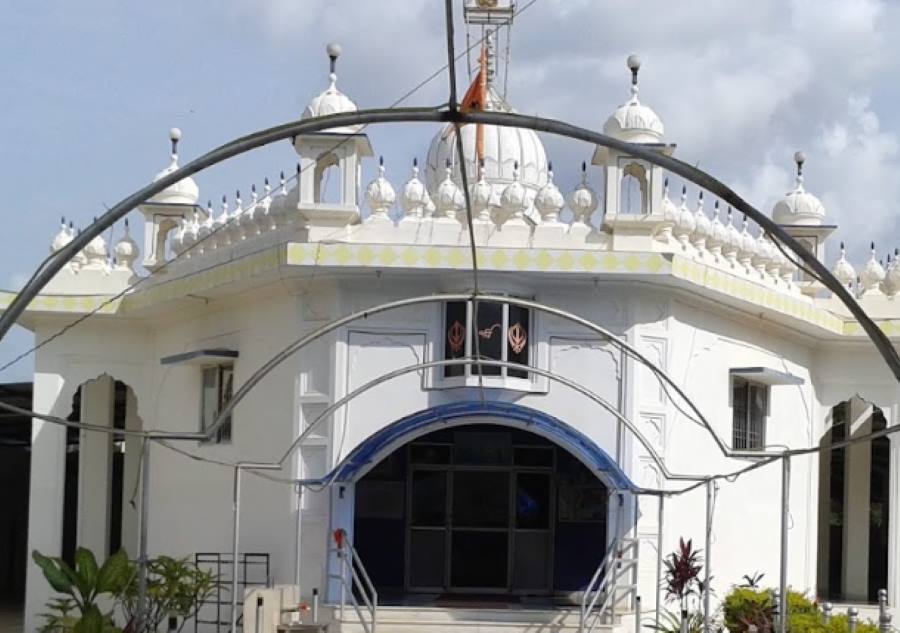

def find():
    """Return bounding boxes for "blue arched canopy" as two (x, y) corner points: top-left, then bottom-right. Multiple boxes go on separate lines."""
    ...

(327, 400), (636, 492)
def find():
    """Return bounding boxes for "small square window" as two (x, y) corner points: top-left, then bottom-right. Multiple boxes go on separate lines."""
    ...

(442, 300), (531, 380)
(732, 377), (768, 450)
(201, 363), (233, 443)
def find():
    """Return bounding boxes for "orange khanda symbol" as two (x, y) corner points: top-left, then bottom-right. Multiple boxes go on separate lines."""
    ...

(448, 320), (466, 354)
(508, 322), (527, 354)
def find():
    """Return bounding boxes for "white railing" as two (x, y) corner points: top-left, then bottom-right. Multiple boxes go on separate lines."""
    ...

(329, 529), (378, 633)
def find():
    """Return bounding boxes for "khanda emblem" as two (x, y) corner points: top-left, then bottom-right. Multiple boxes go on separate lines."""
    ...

(448, 320), (466, 354)
(508, 322), (527, 354)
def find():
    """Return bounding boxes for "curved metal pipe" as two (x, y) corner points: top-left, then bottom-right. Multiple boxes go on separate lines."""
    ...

(2, 108), (897, 385)
(274, 356), (698, 482)
(209, 293), (771, 459)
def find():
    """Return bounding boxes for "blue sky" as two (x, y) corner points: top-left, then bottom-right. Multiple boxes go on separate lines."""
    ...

(2, 0), (899, 382)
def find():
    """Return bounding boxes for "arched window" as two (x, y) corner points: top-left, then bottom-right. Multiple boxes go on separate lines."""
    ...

(314, 153), (341, 204)
(817, 397), (891, 602)
(620, 162), (648, 215)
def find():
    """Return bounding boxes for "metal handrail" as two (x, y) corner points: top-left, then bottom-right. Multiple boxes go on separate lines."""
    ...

(581, 536), (641, 633)
(581, 537), (620, 631)
(330, 530), (378, 633)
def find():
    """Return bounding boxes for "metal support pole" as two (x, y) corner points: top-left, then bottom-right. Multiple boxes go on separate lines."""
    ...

(779, 456), (791, 633)
(656, 496), (665, 631)
(294, 485), (303, 587)
(635, 595), (642, 633)
(822, 602), (832, 624)
(704, 480), (713, 633)
(879, 589), (891, 632)
(136, 437), (151, 632)
(230, 466), (243, 633)
(848, 607), (859, 633)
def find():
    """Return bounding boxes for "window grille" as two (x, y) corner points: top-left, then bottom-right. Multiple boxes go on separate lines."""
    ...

(732, 377), (767, 450)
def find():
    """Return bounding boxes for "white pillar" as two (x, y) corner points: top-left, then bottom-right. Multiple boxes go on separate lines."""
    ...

(23, 372), (66, 633)
(120, 388), (141, 555)
(843, 400), (872, 602)
(77, 376), (115, 557)
(888, 408), (900, 607)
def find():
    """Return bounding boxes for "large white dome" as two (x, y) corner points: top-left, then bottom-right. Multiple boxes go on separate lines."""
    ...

(425, 86), (548, 198)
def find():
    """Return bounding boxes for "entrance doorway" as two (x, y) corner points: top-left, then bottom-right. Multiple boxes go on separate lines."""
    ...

(353, 424), (609, 602)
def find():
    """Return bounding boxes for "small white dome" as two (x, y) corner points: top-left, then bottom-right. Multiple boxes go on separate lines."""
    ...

(675, 188), (695, 235)
(470, 170), (494, 221)
(739, 219), (757, 259)
(860, 244), (886, 293)
(569, 166), (599, 224)
(150, 128), (199, 205)
(534, 167), (565, 222)
(114, 220), (139, 270)
(603, 56), (664, 143)
(661, 180), (678, 224)
(499, 166), (528, 223)
(51, 218), (73, 253)
(772, 152), (826, 226)
(692, 194), (711, 240)
(426, 85), (548, 197)
(400, 162), (431, 218)
(832, 244), (857, 286)
(708, 202), (729, 247)
(366, 160), (396, 218)
(84, 230), (108, 267)
(434, 165), (465, 219)
(885, 250), (900, 294)
(724, 210), (742, 252)
(302, 63), (359, 134)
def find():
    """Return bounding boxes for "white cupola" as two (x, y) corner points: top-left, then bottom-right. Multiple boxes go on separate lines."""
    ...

(294, 44), (374, 238)
(139, 128), (205, 271)
(302, 43), (360, 134)
(365, 157), (396, 221)
(51, 217), (73, 254)
(602, 55), (665, 144)
(593, 56), (675, 248)
(772, 151), (826, 226)
(771, 152), (836, 297)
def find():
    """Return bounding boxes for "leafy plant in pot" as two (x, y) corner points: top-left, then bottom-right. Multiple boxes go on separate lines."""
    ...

(120, 556), (216, 633)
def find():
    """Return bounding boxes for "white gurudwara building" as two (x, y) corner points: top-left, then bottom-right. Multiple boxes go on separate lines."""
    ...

(10, 2), (899, 631)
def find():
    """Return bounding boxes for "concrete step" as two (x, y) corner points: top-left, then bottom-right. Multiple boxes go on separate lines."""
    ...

(331, 605), (626, 633)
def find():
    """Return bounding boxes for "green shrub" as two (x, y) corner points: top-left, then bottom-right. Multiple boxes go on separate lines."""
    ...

(722, 585), (879, 633)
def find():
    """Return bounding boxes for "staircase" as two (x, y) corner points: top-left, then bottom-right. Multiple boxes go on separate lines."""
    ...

(333, 604), (624, 633)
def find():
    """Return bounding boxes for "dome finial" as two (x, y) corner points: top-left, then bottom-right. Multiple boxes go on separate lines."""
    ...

(794, 150), (805, 188)
(327, 43), (342, 75)
(627, 54), (641, 101)
(169, 127), (182, 160)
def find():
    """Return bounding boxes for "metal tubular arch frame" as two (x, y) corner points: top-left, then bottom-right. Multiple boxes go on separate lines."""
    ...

(210, 293), (775, 460)
(2, 109), (899, 389)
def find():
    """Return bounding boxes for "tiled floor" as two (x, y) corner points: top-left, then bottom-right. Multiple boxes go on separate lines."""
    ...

(0, 605), (24, 633)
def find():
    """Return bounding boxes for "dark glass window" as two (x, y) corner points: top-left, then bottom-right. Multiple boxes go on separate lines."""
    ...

(442, 300), (531, 380)
(444, 301), (467, 377)
(732, 378), (767, 450)
(473, 301), (503, 375)
(201, 363), (233, 443)
(507, 305), (529, 378)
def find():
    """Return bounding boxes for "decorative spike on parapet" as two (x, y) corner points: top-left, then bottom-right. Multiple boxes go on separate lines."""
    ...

(365, 156), (396, 221)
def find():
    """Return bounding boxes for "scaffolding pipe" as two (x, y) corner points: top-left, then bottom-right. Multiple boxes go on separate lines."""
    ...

(779, 455), (791, 633)
(136, 437), (151, 632)
(231, 466), (243, 633)
(656, 496), (664, 631)
(703, 480), (713, 633)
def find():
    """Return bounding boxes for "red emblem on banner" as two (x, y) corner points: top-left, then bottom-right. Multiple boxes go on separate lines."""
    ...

(508, 322), (527, 354)
(448, 320), (466, 354)
(478, 323), (501, 339)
